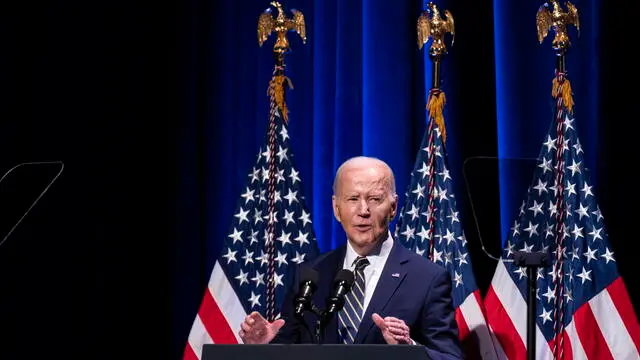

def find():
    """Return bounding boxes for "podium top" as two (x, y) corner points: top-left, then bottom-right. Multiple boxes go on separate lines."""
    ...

(202, 344), (430, 360)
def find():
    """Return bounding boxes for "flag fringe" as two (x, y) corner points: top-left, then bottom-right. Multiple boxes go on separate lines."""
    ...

(552, 77), (574, 113)
(427, 90), (447, 143)
(268, 75), (294, 123)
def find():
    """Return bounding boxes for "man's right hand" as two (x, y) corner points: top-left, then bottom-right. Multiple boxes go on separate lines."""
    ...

(239, 311), (285, 344)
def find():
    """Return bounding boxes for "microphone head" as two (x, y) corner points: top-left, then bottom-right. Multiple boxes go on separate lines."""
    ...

(334, 269), (354, 286)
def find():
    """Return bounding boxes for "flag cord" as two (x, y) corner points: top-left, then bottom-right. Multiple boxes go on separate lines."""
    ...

(551, 73), (570, 360)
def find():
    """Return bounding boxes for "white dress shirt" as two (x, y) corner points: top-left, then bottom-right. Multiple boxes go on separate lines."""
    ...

(342, 231), (393, 315)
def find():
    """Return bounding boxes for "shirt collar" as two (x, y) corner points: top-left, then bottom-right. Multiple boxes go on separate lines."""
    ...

(344, 231), (394, 270)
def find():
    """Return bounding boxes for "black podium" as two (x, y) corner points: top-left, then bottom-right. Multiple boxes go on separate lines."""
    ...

(202, 344), (430, 360)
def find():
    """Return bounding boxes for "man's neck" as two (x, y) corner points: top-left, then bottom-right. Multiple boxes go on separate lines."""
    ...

(349, 233), (387, 257)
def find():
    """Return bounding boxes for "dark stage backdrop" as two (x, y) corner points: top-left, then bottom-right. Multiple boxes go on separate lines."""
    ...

(0, 0), (638, 359)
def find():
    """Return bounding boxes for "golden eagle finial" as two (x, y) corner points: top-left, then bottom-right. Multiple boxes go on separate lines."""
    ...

(417, 1), (454, 58)
(536, 0), (579, 52)
(257, 1), (306, 54)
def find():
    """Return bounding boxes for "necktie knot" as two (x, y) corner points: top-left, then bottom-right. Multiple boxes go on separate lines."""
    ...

(354, 256), (369, 271)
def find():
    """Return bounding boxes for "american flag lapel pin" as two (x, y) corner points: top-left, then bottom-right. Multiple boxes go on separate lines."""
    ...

(391, 273), (400, 278)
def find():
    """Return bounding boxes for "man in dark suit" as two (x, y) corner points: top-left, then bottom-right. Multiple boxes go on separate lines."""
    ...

(239, 156), (464, 360)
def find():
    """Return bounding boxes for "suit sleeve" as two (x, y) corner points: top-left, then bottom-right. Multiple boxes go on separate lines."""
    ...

(270, 265), (302, 344)
(415, 269), (465, 360)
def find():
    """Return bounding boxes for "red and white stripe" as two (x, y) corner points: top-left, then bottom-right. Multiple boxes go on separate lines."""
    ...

(456, 290), (500, 360)
(184, 261), (247, 360)
(485, 261), (640, 360)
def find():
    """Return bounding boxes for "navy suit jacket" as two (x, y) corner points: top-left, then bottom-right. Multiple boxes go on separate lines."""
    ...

(272, 238), (465, 360)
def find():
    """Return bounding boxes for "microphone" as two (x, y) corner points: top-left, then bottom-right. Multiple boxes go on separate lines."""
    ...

(324, 269), (355, 315)
(293, 265), (319, 318)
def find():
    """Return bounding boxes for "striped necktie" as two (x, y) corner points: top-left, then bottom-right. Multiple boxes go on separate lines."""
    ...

(338, 256), (370, 344)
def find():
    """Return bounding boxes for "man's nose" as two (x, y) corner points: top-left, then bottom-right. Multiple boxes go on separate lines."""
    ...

(357, 199), (370, 215)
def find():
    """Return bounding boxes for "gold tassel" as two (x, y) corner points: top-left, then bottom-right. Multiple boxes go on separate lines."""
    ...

(268, 75), (294, 123)
(427, 91), (447, 143)
(552, 77), (574, 113)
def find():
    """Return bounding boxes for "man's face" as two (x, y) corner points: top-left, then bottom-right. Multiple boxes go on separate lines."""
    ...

(332, 164), (397, 253)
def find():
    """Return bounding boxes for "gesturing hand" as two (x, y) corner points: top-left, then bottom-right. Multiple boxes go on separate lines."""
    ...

(372, 313), (412, 345)
(239, 311), (285, 344)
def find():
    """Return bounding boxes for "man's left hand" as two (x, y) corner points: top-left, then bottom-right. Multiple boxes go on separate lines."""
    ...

(372, 313), (412, 344)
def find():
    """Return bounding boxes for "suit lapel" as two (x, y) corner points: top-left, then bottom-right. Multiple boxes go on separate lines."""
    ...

(355, 241), (409, 343)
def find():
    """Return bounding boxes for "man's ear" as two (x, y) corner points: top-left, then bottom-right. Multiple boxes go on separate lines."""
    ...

(332, 195), (342, 223)
(389, 194), (398, 220)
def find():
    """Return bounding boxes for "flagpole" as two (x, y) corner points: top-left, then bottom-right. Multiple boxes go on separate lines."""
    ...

(257, 0), (306, 323)
(535, 2), (580, 360)
(417, 1), (454, 260)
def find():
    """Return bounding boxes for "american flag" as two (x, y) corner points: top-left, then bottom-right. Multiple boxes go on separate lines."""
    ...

(183, 107), (320, 359)
(484, 77), (640, 360)
(394, 98), (498, 360)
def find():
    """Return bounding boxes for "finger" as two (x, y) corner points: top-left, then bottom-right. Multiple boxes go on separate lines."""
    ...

(384, 316), (405, 325)
(392, 334), (409, 342)
(387, 325), (409, 336)
(249, 311), (264, 323)
(372, 313), (387, 329)
(239, 329), (245, 338)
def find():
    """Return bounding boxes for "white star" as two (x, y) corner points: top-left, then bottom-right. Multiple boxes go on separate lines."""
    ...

(538, 157), (553, 174)
(406, 204), (419, 221)
(533, 179), (548, 196)
(573, 138), (583, 154)
(228, 228), (243, 244)
(250, 167), (260, 183)
(276, 146), (289, 163)
(294, 230), (310, 246)
(251, 271), (265, 287)
(417, 226), (430, 243)
(248, 291), (261, 308)
(588, 226), (603, 242)
(288, 168), (301, 185)
(581, 182), (593, 198)
(412, 183), (425, 200)
(456, 250), (468, 266)
(275, 251), (288, 267)
(583, 246), (597, 264)
(222, 248), (237, 264)
(235, 269), (249, 286)
(511, 220), (520, 237)
(543, 136), (556, 153)
(240, 187), (255, 204)
(292, 251), (306, 264)
(437, 186), (448, 201)
(524, 221), (539, 237)
(416, 162), (429, 179)
(401, 225), (416, 240)
(592, 206), (604, 222)
(282, 209), (295, 225)
(601, 248), (615, 264)
(576, 266), (592, 284)
(280, 126), (289, 141)
(453, 271), (463, 288)
(277, 231), (292, 246)
(564, 116), (574, 131)
(574, 203), (590, 220)
(439, 168), (452, 182)
(253, 208), (263, 224)
(539, 307), (553, 324)
(571, 224), (584, 240)
(447, 209), (459, 223)
(528, 200), (544, 217)
(436, 229), (452, 245)
(249, 230), (259, 245)
(242, 249), (254, 265)
(567, 159), (582, 177)
(234, 207), (250, 224)
(298, 210), (312, 226)
(283, 189), (298, 205)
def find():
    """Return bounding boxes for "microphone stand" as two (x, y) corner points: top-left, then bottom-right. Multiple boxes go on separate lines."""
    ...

(513, 251), (549, 360)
